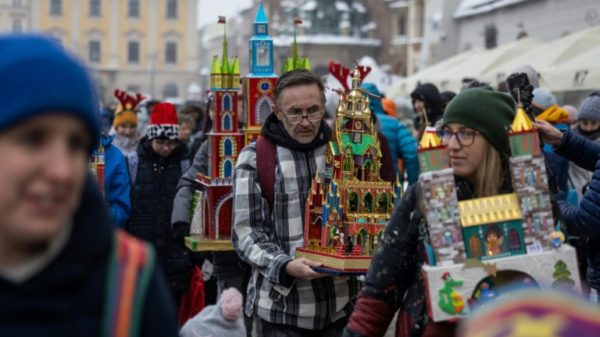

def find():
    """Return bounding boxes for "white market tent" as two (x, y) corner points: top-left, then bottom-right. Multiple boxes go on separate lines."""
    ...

(543, 45), (600, 92)
(481, 26), (600, 89)
(387, 26), (600, 99)
(388, 37), (541, 96)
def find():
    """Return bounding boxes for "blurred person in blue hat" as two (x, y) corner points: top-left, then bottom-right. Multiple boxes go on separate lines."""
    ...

(0, 34), (178, 337)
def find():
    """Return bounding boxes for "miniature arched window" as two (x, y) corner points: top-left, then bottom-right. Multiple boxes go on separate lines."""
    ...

(223, 138), (233, 156)
(223, 159), (233, 178)
(223, 113), (232, 131)
(223, 94), (232, 111)
(363, 193), (373, 212)
(343, 155), (353, 172)
(259, 99), (271, 123)
(377, 193), (388, 213)
(363, 160), (372, 180)
(347, 102), (352, 111)
(348, 192), (358, 212)
(358, 229), (368, 254)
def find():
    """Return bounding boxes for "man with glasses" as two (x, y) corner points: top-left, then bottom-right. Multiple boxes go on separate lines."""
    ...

(232, 69), (360, 336)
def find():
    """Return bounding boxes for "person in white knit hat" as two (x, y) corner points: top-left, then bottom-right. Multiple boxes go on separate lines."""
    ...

(180, 288), (246, 337)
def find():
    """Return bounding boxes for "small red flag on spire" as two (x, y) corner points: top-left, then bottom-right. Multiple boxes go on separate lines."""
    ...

(218, 16), (226, 24)
(293, 18), (303, 25)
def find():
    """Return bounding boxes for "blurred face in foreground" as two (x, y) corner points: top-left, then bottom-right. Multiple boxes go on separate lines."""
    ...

(0, 114), (90, 259)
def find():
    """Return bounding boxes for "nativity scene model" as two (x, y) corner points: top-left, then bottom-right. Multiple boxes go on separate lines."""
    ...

(295, 66), (398, 274)
(418, 105), (581, 322)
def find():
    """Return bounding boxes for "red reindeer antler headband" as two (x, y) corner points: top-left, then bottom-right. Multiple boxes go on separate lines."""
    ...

(114, 89), (145, 112)
(328, 61), (372, 93)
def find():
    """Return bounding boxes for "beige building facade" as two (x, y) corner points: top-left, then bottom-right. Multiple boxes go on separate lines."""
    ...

(0, 0), (199, 104)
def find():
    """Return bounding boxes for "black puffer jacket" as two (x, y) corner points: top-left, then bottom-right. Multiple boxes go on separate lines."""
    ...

(128, 140), (191, 298)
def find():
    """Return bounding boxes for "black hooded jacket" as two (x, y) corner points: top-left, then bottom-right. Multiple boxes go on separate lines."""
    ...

(411, 83), (445, 127)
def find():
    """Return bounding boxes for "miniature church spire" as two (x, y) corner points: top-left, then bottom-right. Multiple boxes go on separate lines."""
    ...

(511, 104), (534, 133)
(284, 18), (310, 73)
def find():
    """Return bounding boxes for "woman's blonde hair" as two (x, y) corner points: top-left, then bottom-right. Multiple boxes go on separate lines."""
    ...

(473, 141), (505, 198)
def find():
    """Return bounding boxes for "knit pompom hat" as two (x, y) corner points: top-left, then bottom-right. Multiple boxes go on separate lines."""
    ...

(179, 288), (246, 337)
(532, 87), (557, 111)
(146, 102), (179, 140)
(0, 34), (100, 151)
(577, 93), (600, 122)
(113, 89), (143, 127)
(443, 87), (516, 155)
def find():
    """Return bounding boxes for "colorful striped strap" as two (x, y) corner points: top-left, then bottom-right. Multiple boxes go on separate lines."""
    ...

(102, 229), (155, 337)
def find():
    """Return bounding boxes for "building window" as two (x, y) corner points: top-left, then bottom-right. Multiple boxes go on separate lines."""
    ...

(50, 0), (62, 16)
(127, 85), (140, 93)
(166, 0), (177, 19)
(128, 0), (140, 18)
(224, 139), (233, 156)
(223, 94), (231, 111)
(12, 18), (22, 32)
(89, 40), (101, 63)
(90, 0), (101, 17)
(397, 9), (407, 36)
(127, 41), (140, 64)
(165, 42), (177, 64)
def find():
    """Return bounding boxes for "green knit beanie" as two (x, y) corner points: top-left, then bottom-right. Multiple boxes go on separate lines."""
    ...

(443, 87), (516, 155)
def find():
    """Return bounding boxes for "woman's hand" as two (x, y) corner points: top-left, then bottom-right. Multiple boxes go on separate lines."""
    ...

(534, 120), (564, 146)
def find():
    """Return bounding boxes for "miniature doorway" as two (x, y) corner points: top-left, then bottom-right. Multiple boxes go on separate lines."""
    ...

(357, 229), (368, 254)
(363, 193), (373, 212)
(377, 193), (388, 213)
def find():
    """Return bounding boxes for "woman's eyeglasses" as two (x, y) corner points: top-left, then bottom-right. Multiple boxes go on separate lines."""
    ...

(439, 128), (479, 147)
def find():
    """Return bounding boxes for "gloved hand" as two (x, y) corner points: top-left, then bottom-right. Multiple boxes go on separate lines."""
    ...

(172, 221), (191, 246)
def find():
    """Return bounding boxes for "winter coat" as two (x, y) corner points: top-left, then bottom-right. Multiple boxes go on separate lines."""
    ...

(569, 128), (600, 200)
(343, 178), (512, 337)
(543, 123), (570, 193)
(554, 130), (600, 238)
(127, 139), (192, 298)
(0, 176), (179, 337)
(101, 135), (131, 228)
(378, 113), (420, 184)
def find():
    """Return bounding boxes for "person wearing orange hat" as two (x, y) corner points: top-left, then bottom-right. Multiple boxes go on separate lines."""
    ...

(126, 102), (192, 307)
(381, 98), (397, 118)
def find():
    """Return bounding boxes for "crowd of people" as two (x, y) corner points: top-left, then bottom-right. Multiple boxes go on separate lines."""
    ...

(2, 33), (600, 337)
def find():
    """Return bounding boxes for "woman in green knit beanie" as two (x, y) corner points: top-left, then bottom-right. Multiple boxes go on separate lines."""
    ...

(343, 87), (517, 337)
(441, 87), (515, 197)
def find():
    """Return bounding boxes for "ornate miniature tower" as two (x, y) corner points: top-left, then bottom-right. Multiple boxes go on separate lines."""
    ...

(418, 127), (466, 265)
(508, 104), (554, 251)
(196, 17), (245, 240)
(295, 66), (394, 273)
(244, 3), (277, 144)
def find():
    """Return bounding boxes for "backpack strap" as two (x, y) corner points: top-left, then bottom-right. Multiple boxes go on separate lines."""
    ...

(102, 229), (156, 337)
(255, 136), (277, 211)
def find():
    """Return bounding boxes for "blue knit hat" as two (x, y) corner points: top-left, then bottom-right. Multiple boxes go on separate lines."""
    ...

(0, 34), (100, 151)
(361, 82), (382, 123)
(577, 93), (600, 122)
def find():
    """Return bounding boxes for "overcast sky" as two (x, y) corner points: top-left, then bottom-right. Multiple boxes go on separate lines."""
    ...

(197, 0), (253, 28)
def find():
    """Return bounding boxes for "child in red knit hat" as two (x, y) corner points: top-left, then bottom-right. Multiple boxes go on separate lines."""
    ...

(126, 102), (192, 307)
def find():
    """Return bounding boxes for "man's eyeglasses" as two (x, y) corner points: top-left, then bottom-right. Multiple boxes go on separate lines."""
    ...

(279, 106), (324, 125)
(439, 128), (479, 147)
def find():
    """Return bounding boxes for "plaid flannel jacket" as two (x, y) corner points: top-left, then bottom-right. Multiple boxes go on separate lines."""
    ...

(232, 142), (360, 330)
